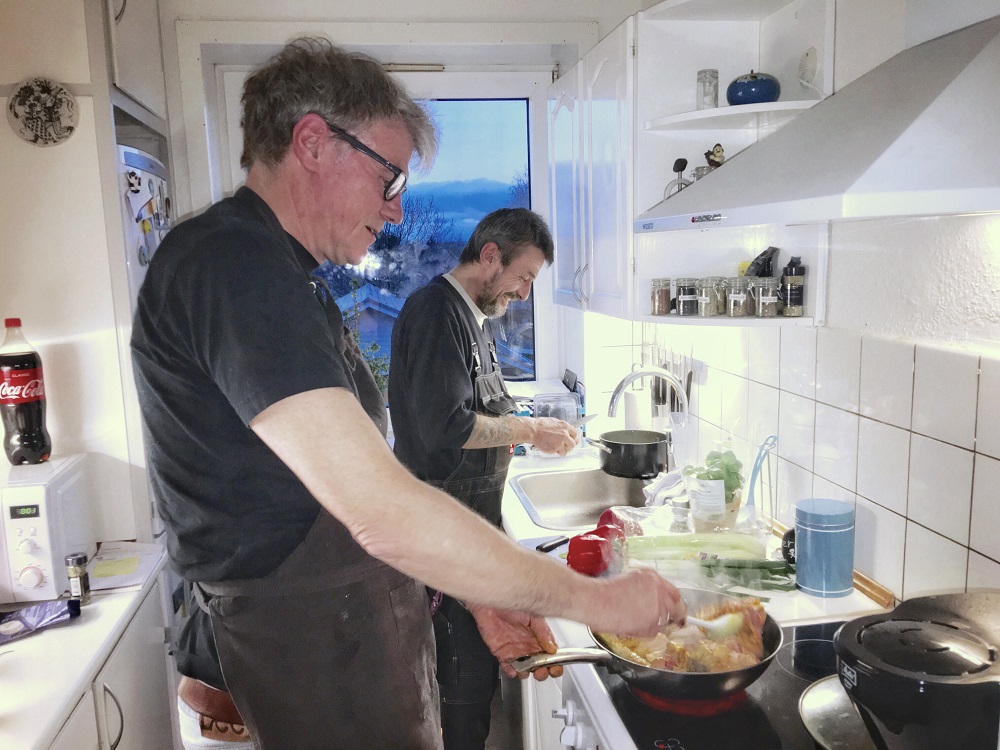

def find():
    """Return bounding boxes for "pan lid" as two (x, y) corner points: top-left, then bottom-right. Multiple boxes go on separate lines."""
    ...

(857, 620), (995, 676)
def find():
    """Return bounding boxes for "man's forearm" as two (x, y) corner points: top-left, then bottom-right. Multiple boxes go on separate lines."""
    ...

(464, 413), (531, 449)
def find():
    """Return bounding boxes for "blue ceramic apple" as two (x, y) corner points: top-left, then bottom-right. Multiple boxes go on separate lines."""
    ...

(726, 71), (781, 105)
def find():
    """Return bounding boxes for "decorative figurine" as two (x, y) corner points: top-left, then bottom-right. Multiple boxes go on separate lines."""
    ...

(705, 143), (725, 168)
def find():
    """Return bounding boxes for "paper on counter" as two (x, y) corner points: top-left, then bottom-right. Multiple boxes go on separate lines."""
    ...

(90, 541), (164, 592)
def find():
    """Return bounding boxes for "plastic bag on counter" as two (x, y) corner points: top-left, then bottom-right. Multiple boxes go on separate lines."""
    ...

(0, 599), (80, 645)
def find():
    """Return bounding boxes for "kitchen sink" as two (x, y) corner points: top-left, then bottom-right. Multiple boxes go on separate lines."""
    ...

(510, 468), (647, 530)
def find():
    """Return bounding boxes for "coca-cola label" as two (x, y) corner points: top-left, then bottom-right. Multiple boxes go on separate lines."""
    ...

(0, 367), (45, 404)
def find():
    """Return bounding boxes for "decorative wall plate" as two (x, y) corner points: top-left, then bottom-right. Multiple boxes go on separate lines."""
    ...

(7, 77), (79, 147)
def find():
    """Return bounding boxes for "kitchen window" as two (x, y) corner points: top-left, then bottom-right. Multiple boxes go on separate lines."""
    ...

(313, 97), (538, 385)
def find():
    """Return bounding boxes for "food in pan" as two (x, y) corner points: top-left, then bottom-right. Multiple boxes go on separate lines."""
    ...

(598, 597), (766, 672)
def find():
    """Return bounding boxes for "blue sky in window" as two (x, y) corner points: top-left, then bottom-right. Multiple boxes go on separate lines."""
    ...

(404, 99), (530, 241)
(413, 99), (528, 185)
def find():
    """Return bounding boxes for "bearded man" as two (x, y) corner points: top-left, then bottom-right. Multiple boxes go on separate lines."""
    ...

(388, 207), (578, 749)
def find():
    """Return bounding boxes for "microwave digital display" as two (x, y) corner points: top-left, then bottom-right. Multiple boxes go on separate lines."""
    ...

(9, 504), (40, 520)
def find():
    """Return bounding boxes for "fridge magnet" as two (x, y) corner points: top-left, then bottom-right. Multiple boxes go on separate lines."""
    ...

(6, 77), (79, 147)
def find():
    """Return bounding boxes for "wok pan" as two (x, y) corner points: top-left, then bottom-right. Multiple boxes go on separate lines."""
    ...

(511, 588), (782, 701)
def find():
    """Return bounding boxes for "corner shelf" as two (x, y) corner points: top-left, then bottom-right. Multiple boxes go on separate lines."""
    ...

(644, 100), (818, 132)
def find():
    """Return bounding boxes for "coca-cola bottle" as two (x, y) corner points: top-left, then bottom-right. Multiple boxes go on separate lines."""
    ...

(0, 318), (51, 465)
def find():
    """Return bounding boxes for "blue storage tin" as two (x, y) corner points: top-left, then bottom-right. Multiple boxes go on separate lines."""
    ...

(794, 498), (855, 598)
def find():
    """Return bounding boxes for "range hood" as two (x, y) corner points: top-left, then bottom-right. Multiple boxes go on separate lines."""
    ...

(636, 15), (1000, 233)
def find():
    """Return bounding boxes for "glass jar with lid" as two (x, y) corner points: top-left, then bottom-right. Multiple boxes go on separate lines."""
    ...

(753, 277), (780, 317)
(696, 278), (720, 317)
(675, 277), (699, 317)
(705, 276), (727, 315)
(697, 69), (719, 110)
(650, 278), (672, 316)
(725, 276), (750, 317)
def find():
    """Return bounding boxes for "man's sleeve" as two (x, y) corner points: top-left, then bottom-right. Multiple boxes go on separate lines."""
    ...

(391, 294), (479, 453)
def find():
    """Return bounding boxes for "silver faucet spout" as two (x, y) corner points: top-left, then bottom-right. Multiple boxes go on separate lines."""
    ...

(607, 367), (689, 418)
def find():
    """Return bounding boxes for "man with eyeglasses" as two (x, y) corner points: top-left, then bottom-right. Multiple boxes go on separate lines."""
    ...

(131, 38), (685, 750)
(389, 207), (581, 750)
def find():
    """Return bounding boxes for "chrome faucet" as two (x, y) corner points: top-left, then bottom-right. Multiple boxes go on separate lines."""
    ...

(607, 367), (689, 418)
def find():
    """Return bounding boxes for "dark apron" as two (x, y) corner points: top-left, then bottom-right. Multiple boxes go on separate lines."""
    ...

(199, 511), (442, 750)
(425, 315), (518, 750)
(191, 217), (440, 749)
(427, 329), (519, 528)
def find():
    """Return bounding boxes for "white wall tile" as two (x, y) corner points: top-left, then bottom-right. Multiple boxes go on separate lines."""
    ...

(713, 328), (749, 379)
(903, 522), (968, 598)
(816, 328), (861, 412)
(812, 476), (856, 505)
(718, 370), (749, 440)
(779, 327), (817, 399)
(907, 435), (973, 545)
(855, 496), (905, 599)
(747, 327), (780, 387)
(776, 457), (813, 527)
(747, 382), (779, 451)
(976, 355), (1000, 459)
(699, 367), (723, 427)
(856, 418), (910, 514)
(970, 453), (1000, 562)
(911, 345), (978, 449)
(859, 336), (914, 429)
(777, 391), (815, 471)
(967, 552), (1000, 592)
(814, 404), (859, 491)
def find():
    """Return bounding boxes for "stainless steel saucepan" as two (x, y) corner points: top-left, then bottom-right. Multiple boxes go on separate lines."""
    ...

(511, 588), (782, 701)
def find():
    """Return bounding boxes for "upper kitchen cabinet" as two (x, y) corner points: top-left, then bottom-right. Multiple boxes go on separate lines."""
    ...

(549, 18), (635, 318)
(106, 0), (168, 119)
(633, 0), (834, 219)
(548, 64), (586, 310)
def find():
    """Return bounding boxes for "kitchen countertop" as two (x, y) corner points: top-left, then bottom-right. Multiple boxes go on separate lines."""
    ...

(501, 446), (888, 749)
(501, 447), (887, 626)
(0, 550), (166, 750)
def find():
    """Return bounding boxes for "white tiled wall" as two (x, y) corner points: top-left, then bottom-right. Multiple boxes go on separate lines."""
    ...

(623, 323), (1000, 602)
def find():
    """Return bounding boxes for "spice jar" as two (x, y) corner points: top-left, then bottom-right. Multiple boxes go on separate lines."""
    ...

(781, 257), (806, 317)
(651, 278), (671, 316)
(697, 69), (719, 110)
(754, 276), (780, 318)
(675, 277), (699, 316)
(706, 276), (727, 315)
(696, 279), (720, 317)
(65, 552), (91, 605)
(725, 276), (750, 317)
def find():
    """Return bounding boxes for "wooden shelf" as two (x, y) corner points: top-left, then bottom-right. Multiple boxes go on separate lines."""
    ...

(644, 100), (817, 131)
(643, 0), (798, 22)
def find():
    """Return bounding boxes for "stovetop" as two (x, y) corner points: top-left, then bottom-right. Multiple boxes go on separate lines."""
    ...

(596, 620), (845, 750)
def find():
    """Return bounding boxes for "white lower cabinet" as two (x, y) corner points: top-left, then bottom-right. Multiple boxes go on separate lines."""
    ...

(49, 695), (100, 750)
(93, 580), (173, 750)
(522, 673), (566, 750)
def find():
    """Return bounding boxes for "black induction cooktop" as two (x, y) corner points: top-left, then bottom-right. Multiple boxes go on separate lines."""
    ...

(597, 620), (845, 750)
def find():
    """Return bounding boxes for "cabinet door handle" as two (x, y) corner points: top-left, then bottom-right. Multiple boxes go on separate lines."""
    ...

(113, 0), (127, 24)
(103, 682), (125, 750)
(571, 267), (582, 303)
(579, 263), (590, 304)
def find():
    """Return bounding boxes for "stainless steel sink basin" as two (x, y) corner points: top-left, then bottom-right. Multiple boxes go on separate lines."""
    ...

(510, 468), (647, 530)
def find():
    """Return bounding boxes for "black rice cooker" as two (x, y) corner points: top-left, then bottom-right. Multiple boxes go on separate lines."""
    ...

(833, 592), (1000, 750)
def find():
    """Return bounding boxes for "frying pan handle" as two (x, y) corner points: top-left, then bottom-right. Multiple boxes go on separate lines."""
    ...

(583, 437), (611, 454)
(511, 647), (614, 673)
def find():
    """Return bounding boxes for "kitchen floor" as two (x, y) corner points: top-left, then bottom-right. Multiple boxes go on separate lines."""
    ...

(486, 676), (523, 750)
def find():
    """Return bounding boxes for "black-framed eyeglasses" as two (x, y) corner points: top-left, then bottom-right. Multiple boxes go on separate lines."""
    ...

(324, 121), (407, 201)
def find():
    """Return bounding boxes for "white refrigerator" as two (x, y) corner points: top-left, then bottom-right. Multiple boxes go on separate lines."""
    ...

(117, 145), (171, 309)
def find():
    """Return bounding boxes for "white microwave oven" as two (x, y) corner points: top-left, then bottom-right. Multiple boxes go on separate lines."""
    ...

(0, 454), (98, 604)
